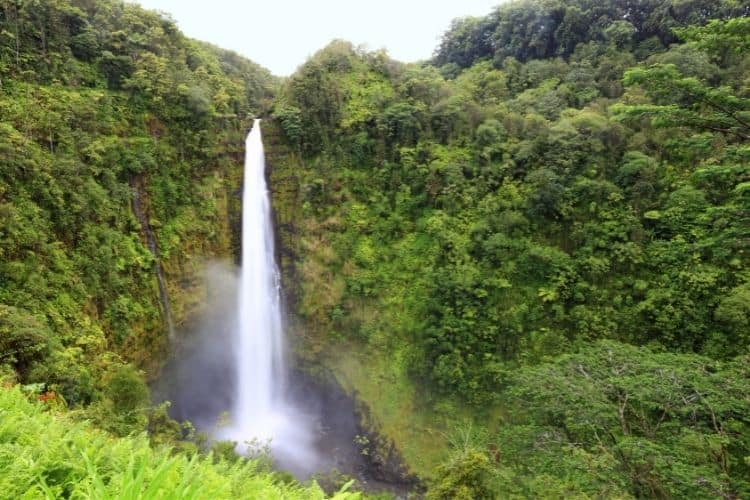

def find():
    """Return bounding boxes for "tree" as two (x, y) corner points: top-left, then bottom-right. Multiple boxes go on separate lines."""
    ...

(498, 341), (750, 498)
(616, 63), (750, 140)
(0, 305), (54, 376)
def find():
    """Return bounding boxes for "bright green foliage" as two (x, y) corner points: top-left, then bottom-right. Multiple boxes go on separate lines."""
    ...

(0, 0), (276, 408)
(0, 385), (359, 499)
(427, 448), (494, 500)
(276, 15), (750, 404)
(433, 0), (750, 69)
(0, 305), (55, 374)
(492, 341), (750, 498)
(616, 63), (750, 140)
(676, 17), (750, 56)
(426, 427), (496, 499)
(0, 1), (289, 493)
(269, 5), (750, 497)
(2, 0), (750, 496)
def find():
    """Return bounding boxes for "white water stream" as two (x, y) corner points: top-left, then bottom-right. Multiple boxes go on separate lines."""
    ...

(159, 120), (409, 491)
(234, 118), (285, 438)
(221, 119), (315, 467)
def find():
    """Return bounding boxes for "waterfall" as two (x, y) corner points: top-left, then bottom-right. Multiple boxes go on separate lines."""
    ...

(221, 119), (317, 474)
(158, 119), (404, 488)
(158, 119), (398, 485)
(232, 119), (286, 442)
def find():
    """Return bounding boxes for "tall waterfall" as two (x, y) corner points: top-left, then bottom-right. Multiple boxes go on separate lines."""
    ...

(233, 118), (286, 441)
(161, 118), (383, 481)
(221, 119), (317, 474)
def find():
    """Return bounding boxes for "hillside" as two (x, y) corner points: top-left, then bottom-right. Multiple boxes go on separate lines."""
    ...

(0, 0), (338, 497)
(269, 1), (750, 496)
(1, 0), (276, 408)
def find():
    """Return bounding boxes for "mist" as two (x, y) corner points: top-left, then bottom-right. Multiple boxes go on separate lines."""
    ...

(155, 261), (238, 431)
(154, 260), (402, 486)
(154, 261), (317, 475)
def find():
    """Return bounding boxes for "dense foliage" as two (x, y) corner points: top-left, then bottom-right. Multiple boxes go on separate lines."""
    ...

(2, 0), (750, 497)
(0, 0), (304, 495)
(493, 341), (750, 497)
(433, 0), (750, 69)
(271, 1), (750, 496)
(0, 384), (358, 499)
(0, 0), (274, 410)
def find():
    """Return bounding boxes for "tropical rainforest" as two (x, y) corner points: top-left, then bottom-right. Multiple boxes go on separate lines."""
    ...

(1, 0), (749, 498)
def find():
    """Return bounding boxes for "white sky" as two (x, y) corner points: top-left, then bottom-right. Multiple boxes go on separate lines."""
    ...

(132, 0), (501, 76)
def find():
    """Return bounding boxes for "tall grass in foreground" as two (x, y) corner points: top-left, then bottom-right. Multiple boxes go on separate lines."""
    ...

(0, 386), (359, 499)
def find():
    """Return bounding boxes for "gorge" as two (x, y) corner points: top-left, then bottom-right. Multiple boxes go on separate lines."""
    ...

(1, 0), (749, 498)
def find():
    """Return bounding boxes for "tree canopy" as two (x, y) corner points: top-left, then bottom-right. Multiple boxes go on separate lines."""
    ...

(271, 6), (750, 496)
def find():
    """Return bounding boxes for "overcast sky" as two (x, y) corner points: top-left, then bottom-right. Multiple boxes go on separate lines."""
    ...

(132, 0), (500, 76)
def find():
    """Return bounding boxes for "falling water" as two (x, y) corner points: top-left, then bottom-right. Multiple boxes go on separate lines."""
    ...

(156, 119), (413, 491)
(229, 119), (287, 444)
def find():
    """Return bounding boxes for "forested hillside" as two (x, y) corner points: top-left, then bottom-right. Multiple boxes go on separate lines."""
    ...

(1, 0), (274, 410)
(2, 0), (750, 498)
(270, 0), (750, 496)
(0, 0), (330, 497)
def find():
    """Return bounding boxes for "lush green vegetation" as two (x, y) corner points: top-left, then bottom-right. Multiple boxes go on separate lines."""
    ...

(0, 383), (358, 499)
(0, 0), (352, 496)
(270, 1), (750, 496)
(433, 0), (749, 70)
(2, 0), (750, 497)
(0, 0), (274, 410)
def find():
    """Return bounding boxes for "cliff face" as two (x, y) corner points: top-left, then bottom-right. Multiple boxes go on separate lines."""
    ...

(264, 120), (303, 308)
(0, 0), (275, 410)
(263, 119), (343, 359)
(262, 120), (424, 482)
(264, 120), (340, 371)
(142, 144), (245, 374)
